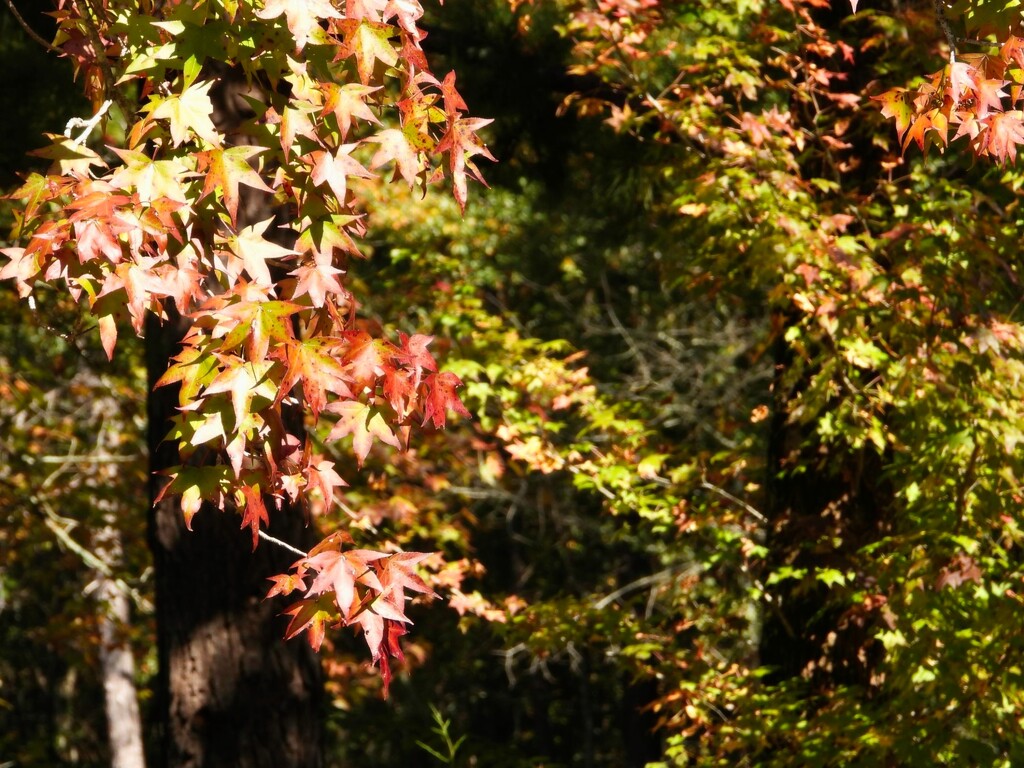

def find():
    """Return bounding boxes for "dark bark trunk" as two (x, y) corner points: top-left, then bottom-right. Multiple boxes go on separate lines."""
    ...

(146, 316), (323, 768)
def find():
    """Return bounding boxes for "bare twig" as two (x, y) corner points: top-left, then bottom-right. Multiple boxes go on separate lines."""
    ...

(37, 453), (139, 464)
(933, 0), (958, 62)
(2, 0), (61, 54)
(495, 642), (527, 687)
(36, 498), (152, 612)
(65, 99), (113, 145)
(592, 562), (700, 610)
(699, 476), (767, 523)
(257, 529), (307, 559)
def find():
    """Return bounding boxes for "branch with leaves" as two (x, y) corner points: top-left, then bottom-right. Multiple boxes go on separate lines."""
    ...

(1, 0), (490, 695)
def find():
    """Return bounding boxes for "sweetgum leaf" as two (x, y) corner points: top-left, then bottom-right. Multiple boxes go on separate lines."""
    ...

(368, 128), (420, 186)
(257, 0), (341, 50)
(198, 146), (274, 228)
(320, 82), (382, 138)
(239, 484), (270, 550)
(336, 19), (399, 85)
(202, 359), (277, 430)
(155, 465), (233, 529)
(275, 338), (353, 419)
(149, 79), (222, 147)
(325, 400), (402, 465)
(266, 572), (307, 598)
(283, 594), (339, 651)
(229, 218), (298, 288)
(436, 116), (495, 211)
(421, 370), (470, 429)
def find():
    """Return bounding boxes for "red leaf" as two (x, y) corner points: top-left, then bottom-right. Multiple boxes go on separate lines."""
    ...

(290, 252), (349, 309)
(276, 338), (353, 420)
(197, 146), (273, 228)
(325, 400), (402, 465)
(304, 547), (386, 616)
(368, 128), (421, 186)
(266, 572), (307, 599)
(283, 595), (338, 651)
(421, 370), (470, 429)
(436, 116), (495, 211)
(976, 110), (1024, 162)
(377, 620), (407, 698)
(336, 19), (400, 85)
(340, 330), (389, 389)
(375, 551), (438, 621)
(440, 70), (468, 117)
(304, 457), (347, 515)
(239, 484), (270, 550)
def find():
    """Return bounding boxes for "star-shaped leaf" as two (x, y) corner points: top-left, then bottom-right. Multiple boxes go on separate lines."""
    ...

(239, 483), (270, 550)
(283, 594), (339, 651)
(368, 128), (420, 186)
(229, 218), (298, 287)
(198, 146), (274, 227)
(436, 116), (495, 211)
(275, 337), (353, 419)
(420, 370), (470, 429)
(202, 358), (277, 430)
(149, 79), (222, 147)
(325, 400), (402, 465)
(321, 82), (382, 138)
(336, 19), (399, 85)
(257, 0), (341, 50)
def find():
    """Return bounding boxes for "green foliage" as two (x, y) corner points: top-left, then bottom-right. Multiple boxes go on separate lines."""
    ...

(416, 705), (467, 765)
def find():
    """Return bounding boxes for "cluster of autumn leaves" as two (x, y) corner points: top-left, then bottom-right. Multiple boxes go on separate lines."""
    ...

(878, 35), (1024, 161)
(0, 0), (485, 689)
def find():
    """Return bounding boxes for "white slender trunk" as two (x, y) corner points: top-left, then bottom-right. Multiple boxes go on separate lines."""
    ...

(94, 536), (146, 768)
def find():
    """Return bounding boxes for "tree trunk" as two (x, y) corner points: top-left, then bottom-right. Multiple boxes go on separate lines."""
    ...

(94, 530), (147, 768)
(146, 316), (324, 768)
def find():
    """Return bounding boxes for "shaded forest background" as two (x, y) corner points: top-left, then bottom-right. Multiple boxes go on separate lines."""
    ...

(3, 0), (1024, 766)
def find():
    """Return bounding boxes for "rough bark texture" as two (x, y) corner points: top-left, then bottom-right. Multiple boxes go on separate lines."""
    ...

(146, 316), (324, 768)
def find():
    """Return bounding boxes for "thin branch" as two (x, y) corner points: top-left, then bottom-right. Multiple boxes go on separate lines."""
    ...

(257, 529), (307, 558)
(600, 271), (653, 385)
(495, 642), (528, 687)
(37, 453), (138, 464)
(35, 498), (152, 612)
(592, 562), (700, 610)
(65, 99), (113, 145)
(445, 485), (518, 501)
(699, 477), (767, 523)
(933, 0), (958, 61)
(2, 0), (61, 54)
(567, 465), (616, 500)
